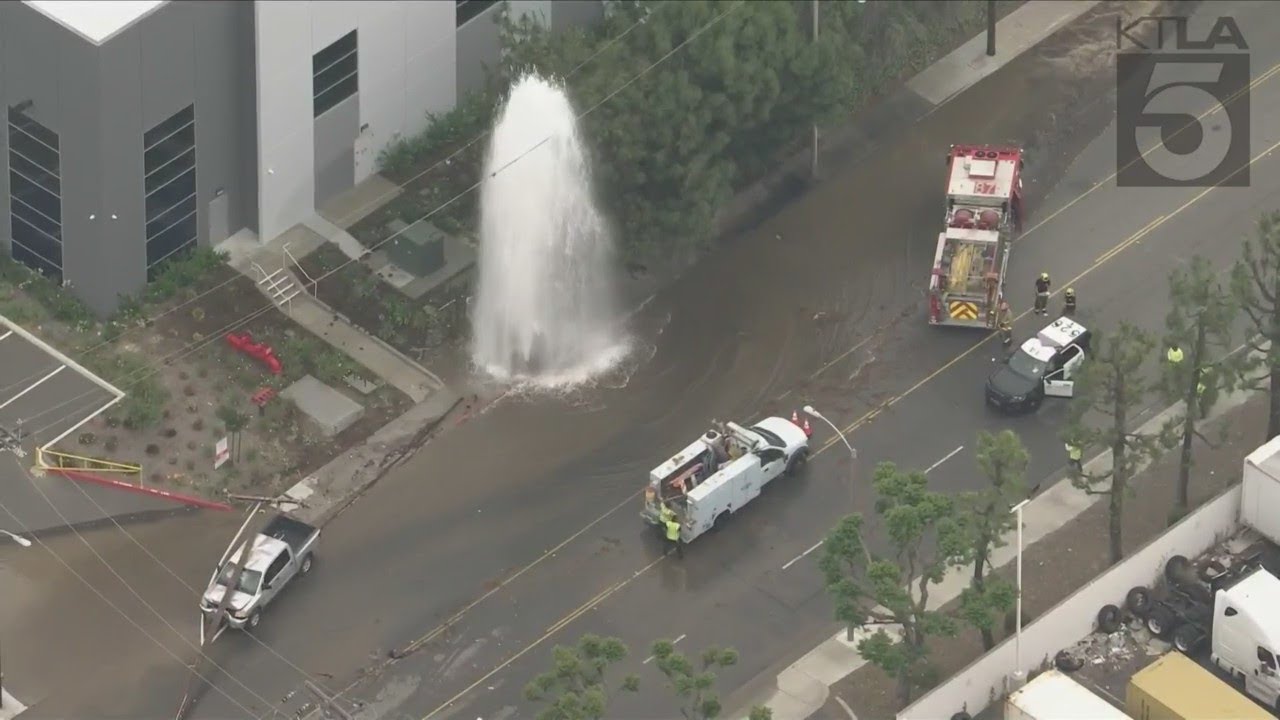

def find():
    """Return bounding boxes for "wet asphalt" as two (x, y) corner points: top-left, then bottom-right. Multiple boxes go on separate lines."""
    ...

(4, 3), (1280, 719)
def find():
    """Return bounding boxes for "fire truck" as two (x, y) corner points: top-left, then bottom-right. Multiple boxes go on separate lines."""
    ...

(927, 145), (1025, 329)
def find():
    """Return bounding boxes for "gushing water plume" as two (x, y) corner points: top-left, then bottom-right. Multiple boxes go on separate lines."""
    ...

(471, 74), (627, 387)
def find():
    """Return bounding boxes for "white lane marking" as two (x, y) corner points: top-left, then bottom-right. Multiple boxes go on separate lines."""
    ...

(0, 330), (12, 342)
(834, 695), (859, 720)
(782, 539), (825, 571)
(0, 365), (64, 411)
(924, 445), (964, 475)
(642, 633), (686, 664)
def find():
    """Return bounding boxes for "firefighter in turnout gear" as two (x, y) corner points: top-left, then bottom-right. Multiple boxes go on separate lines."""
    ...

(1063, 287), (1077, 316)
(1034, 273), (1051, 315)
(999, 318), (1014, 350)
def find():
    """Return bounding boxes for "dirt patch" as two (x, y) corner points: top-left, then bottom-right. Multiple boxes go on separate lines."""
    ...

(1, 256), (411, 501)
(821, 393), (1267, 719)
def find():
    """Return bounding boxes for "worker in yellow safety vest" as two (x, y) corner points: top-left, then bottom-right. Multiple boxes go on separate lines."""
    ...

(1065, 442), (1084, 474)
(1167, 345), (1184, 365)
(663, 512), (683, 558)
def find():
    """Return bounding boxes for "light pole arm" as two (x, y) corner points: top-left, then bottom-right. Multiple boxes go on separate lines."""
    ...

(812, 413), (857, 460)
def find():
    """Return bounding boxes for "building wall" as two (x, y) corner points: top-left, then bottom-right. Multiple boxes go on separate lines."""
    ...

(255, 0), (458, 242)
(1, 0), (254, 315)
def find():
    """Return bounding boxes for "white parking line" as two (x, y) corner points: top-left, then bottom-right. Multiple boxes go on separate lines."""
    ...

(642, 633), (686, 664)
(925, 445), (964, 475)
(0, 330), (12, 342)
(0, 365), (65, 411)
(782, 539), (826, 571)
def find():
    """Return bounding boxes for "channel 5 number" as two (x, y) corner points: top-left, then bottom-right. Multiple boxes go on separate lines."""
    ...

(1132, 61), (1233, 183)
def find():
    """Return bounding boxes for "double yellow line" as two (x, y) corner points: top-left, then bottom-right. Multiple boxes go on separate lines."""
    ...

(814, 60), (1280, 457)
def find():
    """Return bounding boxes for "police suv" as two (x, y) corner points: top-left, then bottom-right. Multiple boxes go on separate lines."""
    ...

(985, 316), (1091, 414)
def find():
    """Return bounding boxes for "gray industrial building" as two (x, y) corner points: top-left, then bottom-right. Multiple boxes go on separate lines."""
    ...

(0, 0), (601, 315)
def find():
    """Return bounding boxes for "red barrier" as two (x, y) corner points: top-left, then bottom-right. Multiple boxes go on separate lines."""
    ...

(50, 469), (233, 512)
(225, 332), (283, 375)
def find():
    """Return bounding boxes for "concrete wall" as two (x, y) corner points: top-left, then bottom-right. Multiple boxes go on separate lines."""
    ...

(255, 0), (460, 242)
(898, 485), (1246, 720)
(1, 0), (253, 314)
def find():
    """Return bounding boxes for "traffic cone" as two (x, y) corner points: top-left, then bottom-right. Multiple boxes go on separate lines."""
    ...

(791, 410), (801, 426)
(802, 418), (813, 437)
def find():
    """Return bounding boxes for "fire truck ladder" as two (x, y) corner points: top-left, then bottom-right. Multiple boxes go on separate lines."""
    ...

(35, 447), (142, 476)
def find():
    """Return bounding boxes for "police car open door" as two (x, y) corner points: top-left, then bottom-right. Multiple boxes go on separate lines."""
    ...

(1043, 346), (1085, 398)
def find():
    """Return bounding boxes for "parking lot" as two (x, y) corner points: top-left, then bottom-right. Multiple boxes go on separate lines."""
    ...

(0, 316), (171, 535)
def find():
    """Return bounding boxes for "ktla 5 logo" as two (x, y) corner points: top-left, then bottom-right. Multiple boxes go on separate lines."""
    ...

(1115, 15), (1250, 188)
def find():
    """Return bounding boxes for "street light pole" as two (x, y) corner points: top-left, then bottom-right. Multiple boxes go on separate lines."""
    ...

(811, 0), (819, 179)
(0, 529), (31, 548)
(986, 0), (997, 56)
(1010, 498), (1030, 688)
(803, 405), (859, 640)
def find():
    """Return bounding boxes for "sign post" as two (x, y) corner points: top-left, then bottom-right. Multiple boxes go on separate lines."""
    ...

(214, 437), (230, 469)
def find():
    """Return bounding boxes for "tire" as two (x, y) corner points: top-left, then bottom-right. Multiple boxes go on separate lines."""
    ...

(951, 713), (972, 720)
(246, 609), (262, 631)
(713, 511), (730, 532)
(786, 449), (810, 477)
(1166, 555), (1193, 585)
(1174, 624), (1203, 654)
(300, 554), (313, 575)
(1054, 650), (1083, 673)
(1097, 604), (1122, 634)
(1126, 586), (1152, 617)
(1146, 607), (1174, 638)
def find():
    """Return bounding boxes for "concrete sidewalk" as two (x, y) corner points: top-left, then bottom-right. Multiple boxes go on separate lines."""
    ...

(218, 222), (443, 403)
(743, 380), (1260, 720)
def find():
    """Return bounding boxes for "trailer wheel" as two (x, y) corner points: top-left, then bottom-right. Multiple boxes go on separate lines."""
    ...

(1174, 624), (1203, 654)
(786, 449), (810, 477)
(1146, 607), (1174, 638)
(1165, 555), (1193, 584)
(300, 554), (313, 575)
(1097, 604), (1122, 634)
(1125, 586), (1152, 617)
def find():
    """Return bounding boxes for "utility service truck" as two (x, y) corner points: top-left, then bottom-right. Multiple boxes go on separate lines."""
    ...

(928, 144), (1024, 330)
(201, 514), (319, 631)
(641, 417), (809, 543)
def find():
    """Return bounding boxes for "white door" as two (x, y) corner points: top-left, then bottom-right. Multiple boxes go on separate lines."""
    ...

(1043, 369), (1074, 398)
(1246, 647), (1280, 708)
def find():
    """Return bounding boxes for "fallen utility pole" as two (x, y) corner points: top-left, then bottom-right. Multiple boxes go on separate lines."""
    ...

(174, 502), (264, 720)
(305, 681), (355, 720)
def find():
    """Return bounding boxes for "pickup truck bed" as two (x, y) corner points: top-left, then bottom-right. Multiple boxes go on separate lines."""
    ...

(262, 515), (318, 553)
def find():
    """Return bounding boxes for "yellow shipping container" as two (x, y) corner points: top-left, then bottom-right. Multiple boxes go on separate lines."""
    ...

(1126, 652), (1272, 720)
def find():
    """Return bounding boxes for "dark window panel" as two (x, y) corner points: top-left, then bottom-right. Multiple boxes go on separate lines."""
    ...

(8, 125), (60, 177)
(145, 212), (197, 269)
(8, 150), (60, 196)
(6, 108), (59, 151)
(144, 122), (195, 175)
(312, 53), (357, 98)
(11, 217), (63, 276)
(11, 198), (61, 241)
(457, 0), (498, 27)
(146, 193), (197, 240)
(314, 73), (358, 117)
(145, 167), (195, 221)
(313, 30), (357, 76)
(145, 147), (195, 196)
(144, 105), (195, 150)
(9, 170), (61, 223)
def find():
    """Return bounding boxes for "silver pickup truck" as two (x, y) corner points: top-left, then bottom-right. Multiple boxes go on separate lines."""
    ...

(200, 514), (319, 631)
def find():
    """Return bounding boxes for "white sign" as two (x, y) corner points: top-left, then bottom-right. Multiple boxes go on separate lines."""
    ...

(214, 436), (230, 469)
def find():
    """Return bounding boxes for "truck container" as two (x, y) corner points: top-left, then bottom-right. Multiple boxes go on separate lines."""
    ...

(1005, 669), (1131, 720)
(1126, 651), (1271, 720)
(1241, 435), (1280, 546)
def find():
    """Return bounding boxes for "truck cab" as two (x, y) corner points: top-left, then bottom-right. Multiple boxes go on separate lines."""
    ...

(986, 317), (1090, 413)
(201, 515), (318, 631)
(1210, 568), (1280, 708)
(642, 417), (808, 543)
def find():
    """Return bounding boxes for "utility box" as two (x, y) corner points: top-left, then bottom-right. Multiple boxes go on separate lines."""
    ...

(1126, 652), (1270, 720)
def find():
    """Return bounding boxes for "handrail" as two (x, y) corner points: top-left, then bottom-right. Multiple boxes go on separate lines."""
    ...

(284, 243), (317, 297)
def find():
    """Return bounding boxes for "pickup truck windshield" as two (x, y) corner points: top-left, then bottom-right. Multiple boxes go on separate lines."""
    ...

(1008, 350), (1047, 380)
(750, 426), (785, 448)
(217, 564), (263, 595)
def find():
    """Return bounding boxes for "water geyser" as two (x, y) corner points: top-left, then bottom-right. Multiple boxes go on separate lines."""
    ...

(471, 73), (627, 386)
